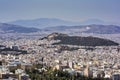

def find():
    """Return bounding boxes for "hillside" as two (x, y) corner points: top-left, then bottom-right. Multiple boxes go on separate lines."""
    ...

(0, 23), (40, 33)
(83, 25), (120, 34)
(45, 24), (120, 34)
(46, 33), (119, 46)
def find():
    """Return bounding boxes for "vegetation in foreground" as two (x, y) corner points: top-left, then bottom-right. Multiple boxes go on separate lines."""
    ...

(25, 64), (110, 80)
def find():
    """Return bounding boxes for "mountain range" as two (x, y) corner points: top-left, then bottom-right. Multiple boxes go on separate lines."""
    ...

(0, 23), (120, 34)
(9, 18), (110, 29)
(9, 18), (79, 29)
(0, 18), (119, 34)
(45, 24), (120, 34)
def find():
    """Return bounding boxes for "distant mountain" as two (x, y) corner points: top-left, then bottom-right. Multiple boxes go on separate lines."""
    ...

(7, 18), (120, 34)
(9, 18), (115, 29)
(45, 24), (120, 34)
(43, 33), (119, 46)
(9, 18), (79, 29)
(0, 23), (40, 33)
(81, 19), (106, 25)
(83, 25), (120, 34)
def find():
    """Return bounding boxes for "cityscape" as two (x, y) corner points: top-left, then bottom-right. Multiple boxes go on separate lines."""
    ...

(0, 0), (120, 80)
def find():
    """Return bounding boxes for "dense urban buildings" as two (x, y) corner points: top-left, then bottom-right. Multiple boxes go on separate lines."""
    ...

(0, 33), (120, 80)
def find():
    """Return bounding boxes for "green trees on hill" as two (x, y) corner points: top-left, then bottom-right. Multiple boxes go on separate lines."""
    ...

(53, 36), (118, 46)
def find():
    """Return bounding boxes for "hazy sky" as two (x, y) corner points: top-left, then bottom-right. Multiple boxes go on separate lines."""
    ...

(0, 0), (120, 23)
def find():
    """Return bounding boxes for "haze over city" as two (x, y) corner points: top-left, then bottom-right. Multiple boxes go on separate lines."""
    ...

(0, 0), (120, 25)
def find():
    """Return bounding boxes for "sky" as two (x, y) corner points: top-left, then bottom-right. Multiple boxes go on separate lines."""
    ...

(0, 0), (120, 24)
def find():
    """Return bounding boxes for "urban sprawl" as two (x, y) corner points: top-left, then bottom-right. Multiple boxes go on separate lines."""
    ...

(0, 35), (120, 80)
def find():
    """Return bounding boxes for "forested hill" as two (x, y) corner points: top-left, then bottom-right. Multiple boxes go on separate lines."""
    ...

(46, 33), (119, 46)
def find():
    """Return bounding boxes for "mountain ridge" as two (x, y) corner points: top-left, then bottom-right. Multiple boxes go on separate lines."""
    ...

(9, 18), (112, 29)
(44, 24), (120, 34)
(0, 23), (40, 33)
(9, 18), (80, 29)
